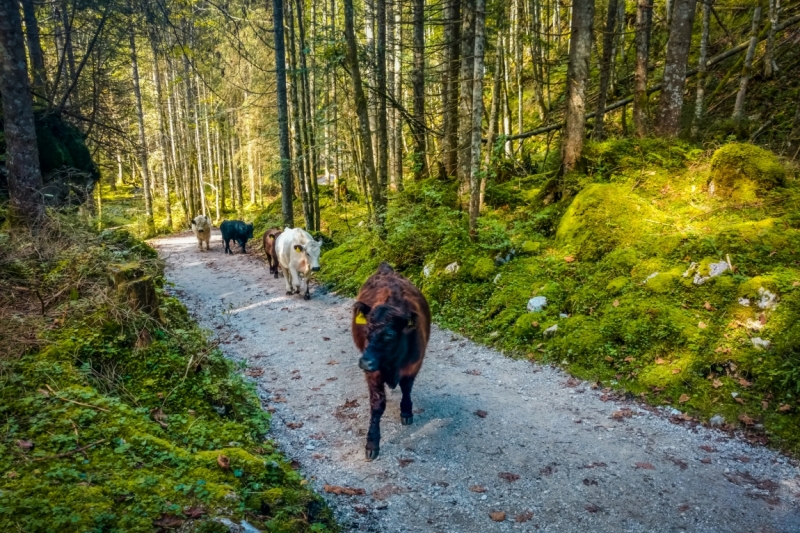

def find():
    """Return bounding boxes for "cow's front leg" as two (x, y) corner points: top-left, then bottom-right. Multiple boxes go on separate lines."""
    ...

(289, 267), (301, 294)
(283, 267), (294, 294)
(399, 376), (415, 425)
(302, 275), (310, 300)
(365, 372), (386, 460)
(239, 239), (247, 254)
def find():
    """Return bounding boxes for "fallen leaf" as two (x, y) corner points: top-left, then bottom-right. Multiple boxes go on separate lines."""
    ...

(739, 378), (752, 388)
(489, 511), (506, 522)
(761, 400), (769, 409)
(245, 368), (264, 377)
(469, 485), (487, 493)
(515, 510), (534, 523)
(611, 408), (633, 419)
(342, 399), (359, 408)
(498, 472), (520, 482)
(679, 394), (690, 404)
(703, 301), (714, 311)
(624, 356), (635, 362)
(285, 421), (304, 429)
(5, 471), (17, 479)
(712, 379), (723, 389)
(698, 322), (707, 329)
(475, 410), (488, 418)
(736, 456), (751, 463)
(324, 484), (366, 496)
(604, 356), (614, 362)
(655, 358), (666, 365)
(539, 464), (557, 476)
(735, 397), (745, 404)
(184, 506), (206, 519)
(217, 454), (230, 469)
(153, 514), (184, 529)
(564, 255), (576, 263)
(16, 440), (33, 451)
(700, 457), (712, 464)
(465, 369), (482, 376)
(778, 404), (792, 413)
(669, 457), (688, 470)
(398, 458), (414, 468)
(699, 445), (717, 453)
(326, 377), (338, 381)
(327, 360), (339, 365)
(353, 504), (368, 515)
(585, 503), (601, 513)
(322, 337), (331, 341)
(37, 388), (50, 397)
(582, 478), (598, 486)
(612, 299), (620, 307)
(635, 462), (655, 470)
(671, 368), (682, 375)
(280, 327), (287, 331)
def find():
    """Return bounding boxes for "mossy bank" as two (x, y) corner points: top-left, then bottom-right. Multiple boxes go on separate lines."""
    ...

(256, 139), (800, 455)
(0, 216), (336, 532)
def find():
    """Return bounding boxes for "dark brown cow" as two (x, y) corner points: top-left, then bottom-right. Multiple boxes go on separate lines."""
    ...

(262, 228), (282, 278)
(351, 262), (431, 460)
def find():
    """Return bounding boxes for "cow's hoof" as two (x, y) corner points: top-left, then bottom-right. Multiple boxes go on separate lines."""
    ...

(303, 293), (310, 301)
(285, 291), (293, 295)
(365, 448), (380, 461)
(401, 415), (413, 426)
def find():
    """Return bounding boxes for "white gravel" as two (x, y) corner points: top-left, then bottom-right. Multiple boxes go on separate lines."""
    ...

(152, 230), (800, 533)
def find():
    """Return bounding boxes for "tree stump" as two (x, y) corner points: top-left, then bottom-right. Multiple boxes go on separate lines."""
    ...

(108, 263), (158, 316)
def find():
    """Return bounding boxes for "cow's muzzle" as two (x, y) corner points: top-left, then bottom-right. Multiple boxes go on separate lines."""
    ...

(311, 266), (320, 272)
(358, 355), (379, 372)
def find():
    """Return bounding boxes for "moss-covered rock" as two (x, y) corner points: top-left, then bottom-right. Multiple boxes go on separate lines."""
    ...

(709, 143), (786, 201)
(556, 184), (657, 260)
(470, 257), (496, 280)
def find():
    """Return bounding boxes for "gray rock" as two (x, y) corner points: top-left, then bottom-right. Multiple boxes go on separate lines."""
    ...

(543, 324), (558, 337)
(757, 288), (778, 310)
(738, 297), (751, 306)
(751, 337), (771, 350)
(709, 415), (725, 427)
(527, 296), (547, 313)
(444, 262), (460, 274)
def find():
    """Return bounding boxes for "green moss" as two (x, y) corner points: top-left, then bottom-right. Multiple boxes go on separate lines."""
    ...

(709, 143), (786, 201)
(521, 240), (542, 254)
(644, 268), (683, 293)
(556, 184), (658, 260)
(470, 257), (496, 281)
(606, 276), (629, 294)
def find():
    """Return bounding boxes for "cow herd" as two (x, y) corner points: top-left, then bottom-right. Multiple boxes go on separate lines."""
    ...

(188, 217), (430, 460)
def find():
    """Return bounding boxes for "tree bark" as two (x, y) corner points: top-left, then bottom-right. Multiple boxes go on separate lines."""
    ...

(344, 0), (380, 226)
(411, 0), (427, 180)
(561, 0), (595, 174)
(442, 0), (461, 177)
(482, 37), (503, 212)
(295, 0), (320, 229)
(375, 0), (388, 213)
(273, 0), (294, 227)
(691, 0), (711, 138)
(393, 0), (403, 190)
(458, 0), (475, 185)
(763, 0), (779, 78)
(19, 0), (47, 99)
(0, 0), (45, 224)
(469, 0), (486, 239)
(148, 37), (172, 229)
(788, 101), (800, 160)
(732, 6), (762, 127)
(129, 28), (154, 231)
(593, 0), (619, 140)
(633, 0), (653, 137)
(655, 0), (698, 136)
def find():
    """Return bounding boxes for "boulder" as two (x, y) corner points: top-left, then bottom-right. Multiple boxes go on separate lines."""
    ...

(708, 143), (785, 202)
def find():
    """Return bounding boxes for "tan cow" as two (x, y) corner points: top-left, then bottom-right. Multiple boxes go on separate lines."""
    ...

(191, 215), (211, 251)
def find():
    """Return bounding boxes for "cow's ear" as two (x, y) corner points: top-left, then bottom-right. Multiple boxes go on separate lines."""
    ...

(293, 244), (304, 252)
(353, 302), (371, 325)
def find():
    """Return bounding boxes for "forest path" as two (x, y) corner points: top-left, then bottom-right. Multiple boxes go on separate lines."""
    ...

(153, 230), (800, 533)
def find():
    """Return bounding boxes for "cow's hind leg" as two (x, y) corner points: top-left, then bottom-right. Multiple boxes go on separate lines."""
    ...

(399, 376), (415, 425)
(365, 372), (386, 461)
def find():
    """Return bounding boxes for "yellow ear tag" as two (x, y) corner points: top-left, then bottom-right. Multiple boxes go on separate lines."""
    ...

(407, 319), (415, 328)
(268, 235), (275, 240)
(355, 312), (368, 325)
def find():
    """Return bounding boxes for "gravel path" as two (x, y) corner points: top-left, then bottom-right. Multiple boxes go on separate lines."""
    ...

(153, 230), (800, 533)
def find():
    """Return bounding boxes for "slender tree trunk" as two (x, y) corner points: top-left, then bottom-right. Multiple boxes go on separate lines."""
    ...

(561, 0), (595, 174)
(468, 0), (486, 239)
(732, 6), (762, 128)
(296, 0), (320, 230)
(148, 42), (172, 229)
(691, 0), (711, 138)
(375, 0), (388, 214)
(0, 0), (45, 224)
(192, 78), (208, 217)
(482, 37), (503, 212)
(458, 0), (476, 186)
(129, 29), (154, 231)
(344, 0), (380, 226)
(788, 102), (800, 160)
(411, 0), (427, 180)
(593, 0), (619, 140)
(442, 0), (461, 177)
(655, 0), (698, 136)
(633, 0), (653, 137)
(764, 0), (779, 78)
(19, 0), (47, 99)
(393, 1), (403, 189)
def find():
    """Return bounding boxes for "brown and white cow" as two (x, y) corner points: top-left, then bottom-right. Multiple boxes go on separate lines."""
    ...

(352, 262), (431, 460)
(274, 227), (322, 300)
(262, 228), (282, 278)
(191, 215), (211, 251)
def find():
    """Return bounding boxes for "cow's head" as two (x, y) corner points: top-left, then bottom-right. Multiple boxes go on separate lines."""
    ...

(293, 238), (322, 273)
(353, 301), (415, 373)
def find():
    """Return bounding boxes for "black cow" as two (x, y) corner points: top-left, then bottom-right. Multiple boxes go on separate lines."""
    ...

(220, 220), (254, 255)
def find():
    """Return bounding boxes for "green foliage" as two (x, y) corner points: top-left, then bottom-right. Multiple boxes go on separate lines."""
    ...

(308, 139), (800, 455)
(0, 216), (335, 532)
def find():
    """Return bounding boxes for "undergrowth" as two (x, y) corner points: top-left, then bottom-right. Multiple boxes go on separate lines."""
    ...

(259, 138), (800, 456)
(0, 215), (335, 532)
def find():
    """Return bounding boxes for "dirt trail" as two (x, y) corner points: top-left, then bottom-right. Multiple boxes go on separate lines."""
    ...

(153, 230), (800, 533)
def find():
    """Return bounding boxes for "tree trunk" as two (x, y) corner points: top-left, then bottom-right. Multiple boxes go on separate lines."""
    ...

(375, 0), (388, 216)
(482, 37), (503, 212)
(593, 0), (619, 140)
(19, 0), (47, 99)
(469, 0), (486, 239)
(691, 0), (711, 138)
(273, 0), (294, 226)
(411, 0), (427, 180)
(655, 0), (698, 136)
(0, 0), (45, 224)
(129, 29), (154, 231)
(763, 0), (779, 78)
(732, 6), (762, 127)
(442, 0), (461, 177)
(633, 0), (653, 137)
(393, 1), (403, 189)
(148, 40), (172, 229)
(788, 101), (800, 160)
(295, 0), (320, 229)
(344, 0), (380, 226)
(561, 0), (595, 174)
(458, 0), (475, 186)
